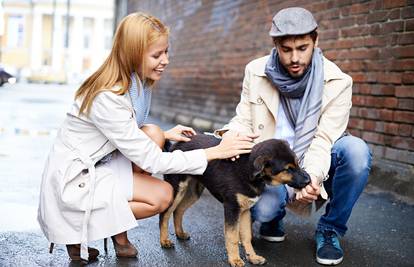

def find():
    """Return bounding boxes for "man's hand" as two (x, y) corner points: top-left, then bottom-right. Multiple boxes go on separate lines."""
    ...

(164, 124), (196, 142)
(295, 175), (321, 204)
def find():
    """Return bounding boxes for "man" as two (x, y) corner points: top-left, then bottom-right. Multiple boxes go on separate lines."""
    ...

(217, 7), (372, 265)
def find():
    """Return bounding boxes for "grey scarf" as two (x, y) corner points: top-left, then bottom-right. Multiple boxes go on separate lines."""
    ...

(265, 47), (324, 165)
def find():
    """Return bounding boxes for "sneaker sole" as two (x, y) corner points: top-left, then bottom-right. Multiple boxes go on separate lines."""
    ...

(316, 256), (343, 265)
(260, 235), (286, 242)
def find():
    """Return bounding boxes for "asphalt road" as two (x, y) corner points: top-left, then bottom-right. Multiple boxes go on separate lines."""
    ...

(0, 83), (413, 267)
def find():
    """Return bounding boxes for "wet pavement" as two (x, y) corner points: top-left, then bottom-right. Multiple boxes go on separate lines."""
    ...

(0, 83), (413, 267)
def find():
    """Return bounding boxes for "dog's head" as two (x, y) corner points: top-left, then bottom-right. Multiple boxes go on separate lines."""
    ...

(249, 139), (311, 189)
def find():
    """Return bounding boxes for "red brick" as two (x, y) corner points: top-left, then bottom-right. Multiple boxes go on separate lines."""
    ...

(391, 45), (414, 58)
(363, 119), (378, 131)
(402, 6), (414, 18)
(350, 2), (375, 15)
(362, 131), (384, 144)
(349, 129), (362, 137)
(391, 59), (414, 71)
(380, 109), (395, 121)
(394, 110), (414, 123)
(384, 122), (400, 135)
(369, 144), (385, 157)
(364, 36), (388, 47)
(398, 33), (414, 45)
(371, 85), (395, 96)
(406, 18), (414, 31)
(357, 107), (394, 121)
(367, 10), (388, 23)
(398, 99), (414, 110)
(399, 124), (413, 136)
(341, 26), (371, 37)
(320, 29), (339, 40)
(384, 147), (399, 161)
(402, 72), (414, 84)
(384, 0), (406, 8)
(382, 21), (405, 33)
(388, 8), (401, 20)
(395, 86), (414, 97)
(353, 84), (371, 94)
(391, 136), (414, 150)
(349, 117), (364, 129)
(376, 72), (403, 84)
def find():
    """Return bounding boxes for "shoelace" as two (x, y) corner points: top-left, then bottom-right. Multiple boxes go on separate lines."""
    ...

(321, 230), (338, 247)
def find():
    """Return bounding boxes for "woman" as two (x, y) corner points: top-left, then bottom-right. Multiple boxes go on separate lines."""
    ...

(37, 12), (255, 263)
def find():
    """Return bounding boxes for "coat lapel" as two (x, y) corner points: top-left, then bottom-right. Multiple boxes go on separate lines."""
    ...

(250, 55), (280, 122)
(258, 80), (279, 122)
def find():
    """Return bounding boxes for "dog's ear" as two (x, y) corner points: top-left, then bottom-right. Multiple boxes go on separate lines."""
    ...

(252, 155), (270, 180)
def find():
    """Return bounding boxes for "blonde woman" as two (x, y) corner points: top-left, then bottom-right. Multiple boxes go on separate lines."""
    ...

(37, 12), (255, 263)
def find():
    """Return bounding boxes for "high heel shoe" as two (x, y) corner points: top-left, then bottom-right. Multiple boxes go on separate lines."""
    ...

(110, 236), (138, 258)
(66, 244), (99, 262)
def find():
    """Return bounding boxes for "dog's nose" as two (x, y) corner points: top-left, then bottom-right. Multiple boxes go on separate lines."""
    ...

(303, 171), (311, 185)
(288, 169), (311, 189)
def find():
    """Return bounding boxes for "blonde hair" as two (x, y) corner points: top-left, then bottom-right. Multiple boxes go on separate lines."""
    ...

(75, 12), (169, 115)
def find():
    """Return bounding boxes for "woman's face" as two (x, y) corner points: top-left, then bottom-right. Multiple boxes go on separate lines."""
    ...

(142, 35), (169, 81)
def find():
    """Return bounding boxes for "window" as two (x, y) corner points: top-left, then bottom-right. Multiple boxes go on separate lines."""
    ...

(7, 15), (24, 48)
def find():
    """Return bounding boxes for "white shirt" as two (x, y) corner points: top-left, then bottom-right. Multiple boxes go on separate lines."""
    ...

(274, 102), (295, 149)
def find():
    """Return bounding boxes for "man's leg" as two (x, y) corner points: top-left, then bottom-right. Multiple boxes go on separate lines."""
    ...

(316, 135), (372, 265)
(251, 185), (288, 242)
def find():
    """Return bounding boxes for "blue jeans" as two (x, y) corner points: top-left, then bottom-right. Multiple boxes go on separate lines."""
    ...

(251, 135), (372, 236)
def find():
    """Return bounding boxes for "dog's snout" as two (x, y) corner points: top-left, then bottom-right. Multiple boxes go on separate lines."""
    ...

(288, 169), (311, 189)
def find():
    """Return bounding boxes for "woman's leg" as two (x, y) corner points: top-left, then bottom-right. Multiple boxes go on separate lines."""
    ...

(129, 123), (172, 218)
(129, 172), (173, 219)
(115, 124), (173, 244)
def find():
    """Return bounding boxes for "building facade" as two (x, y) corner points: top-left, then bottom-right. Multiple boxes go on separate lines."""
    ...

(1, 0), (114, 83)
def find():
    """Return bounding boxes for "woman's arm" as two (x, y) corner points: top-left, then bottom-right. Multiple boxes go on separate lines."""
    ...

(88, 92), (253, 174)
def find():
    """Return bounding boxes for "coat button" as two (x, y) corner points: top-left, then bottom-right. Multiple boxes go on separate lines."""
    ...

(78, 182), (85, 188)
(257, 97), (263, 104)
(258, 124), (264, 130)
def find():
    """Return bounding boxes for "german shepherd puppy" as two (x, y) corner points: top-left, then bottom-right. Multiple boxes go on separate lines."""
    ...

(159, 134), (311, 267)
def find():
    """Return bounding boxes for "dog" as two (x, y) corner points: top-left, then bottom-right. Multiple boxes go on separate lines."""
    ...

(159, 134), (311, 267)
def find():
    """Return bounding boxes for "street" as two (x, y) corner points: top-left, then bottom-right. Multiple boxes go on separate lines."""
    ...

(0, 83), (413, 267)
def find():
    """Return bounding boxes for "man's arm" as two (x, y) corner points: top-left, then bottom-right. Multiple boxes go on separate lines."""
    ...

(305, 74), (353, 183)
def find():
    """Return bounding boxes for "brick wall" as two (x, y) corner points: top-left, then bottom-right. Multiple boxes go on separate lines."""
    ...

(126, 0), (414, 195)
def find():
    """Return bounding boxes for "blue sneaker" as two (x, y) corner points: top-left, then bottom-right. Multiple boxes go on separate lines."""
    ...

(259, 218), (285, 242)
(315, 230), (344, 265)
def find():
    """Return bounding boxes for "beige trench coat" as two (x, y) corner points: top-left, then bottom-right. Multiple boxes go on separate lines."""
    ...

(217, 55), (353, 202)
(38, 89), (208, 258)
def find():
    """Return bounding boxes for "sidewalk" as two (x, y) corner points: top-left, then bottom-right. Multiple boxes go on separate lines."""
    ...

(0, 83), (413, 266)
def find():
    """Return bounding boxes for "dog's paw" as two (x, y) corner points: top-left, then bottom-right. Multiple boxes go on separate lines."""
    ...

(228, 257), (245, 267)
(247, 254), (266, 265)
(176, 232), (190, 240)
(160, 239), (175, 248)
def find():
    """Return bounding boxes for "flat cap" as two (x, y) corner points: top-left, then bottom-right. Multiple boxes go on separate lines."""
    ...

(269, 7), (317, 37)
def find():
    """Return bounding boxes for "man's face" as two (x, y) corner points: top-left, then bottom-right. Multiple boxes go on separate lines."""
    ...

(275, 34), (317, 78)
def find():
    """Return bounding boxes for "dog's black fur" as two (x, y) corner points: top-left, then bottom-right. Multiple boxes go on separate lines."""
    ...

(159, 134), (310, 267)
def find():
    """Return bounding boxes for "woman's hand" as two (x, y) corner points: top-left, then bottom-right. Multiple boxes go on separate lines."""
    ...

(204, 132), (257, 161)
(222, 130), (259, 161)
(164, 124), (196, 142)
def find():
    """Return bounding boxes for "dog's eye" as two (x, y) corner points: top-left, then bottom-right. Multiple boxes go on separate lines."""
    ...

(284, 164), (296, 172)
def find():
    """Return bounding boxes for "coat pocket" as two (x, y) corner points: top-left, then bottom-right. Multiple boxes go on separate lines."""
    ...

(60, 165), (112, 212)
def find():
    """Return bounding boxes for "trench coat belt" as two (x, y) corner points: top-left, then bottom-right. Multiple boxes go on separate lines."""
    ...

(76, 149), (97, 261)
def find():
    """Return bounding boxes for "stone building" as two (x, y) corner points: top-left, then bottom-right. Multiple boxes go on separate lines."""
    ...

(1, 0), (114, 83)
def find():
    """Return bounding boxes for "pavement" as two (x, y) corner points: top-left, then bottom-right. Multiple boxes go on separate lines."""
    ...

(0, 82), (413, 267)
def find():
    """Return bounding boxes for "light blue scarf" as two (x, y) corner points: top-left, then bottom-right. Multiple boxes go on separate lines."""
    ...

(129, 73), (152, 128)
(265, 47), (324, 164)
